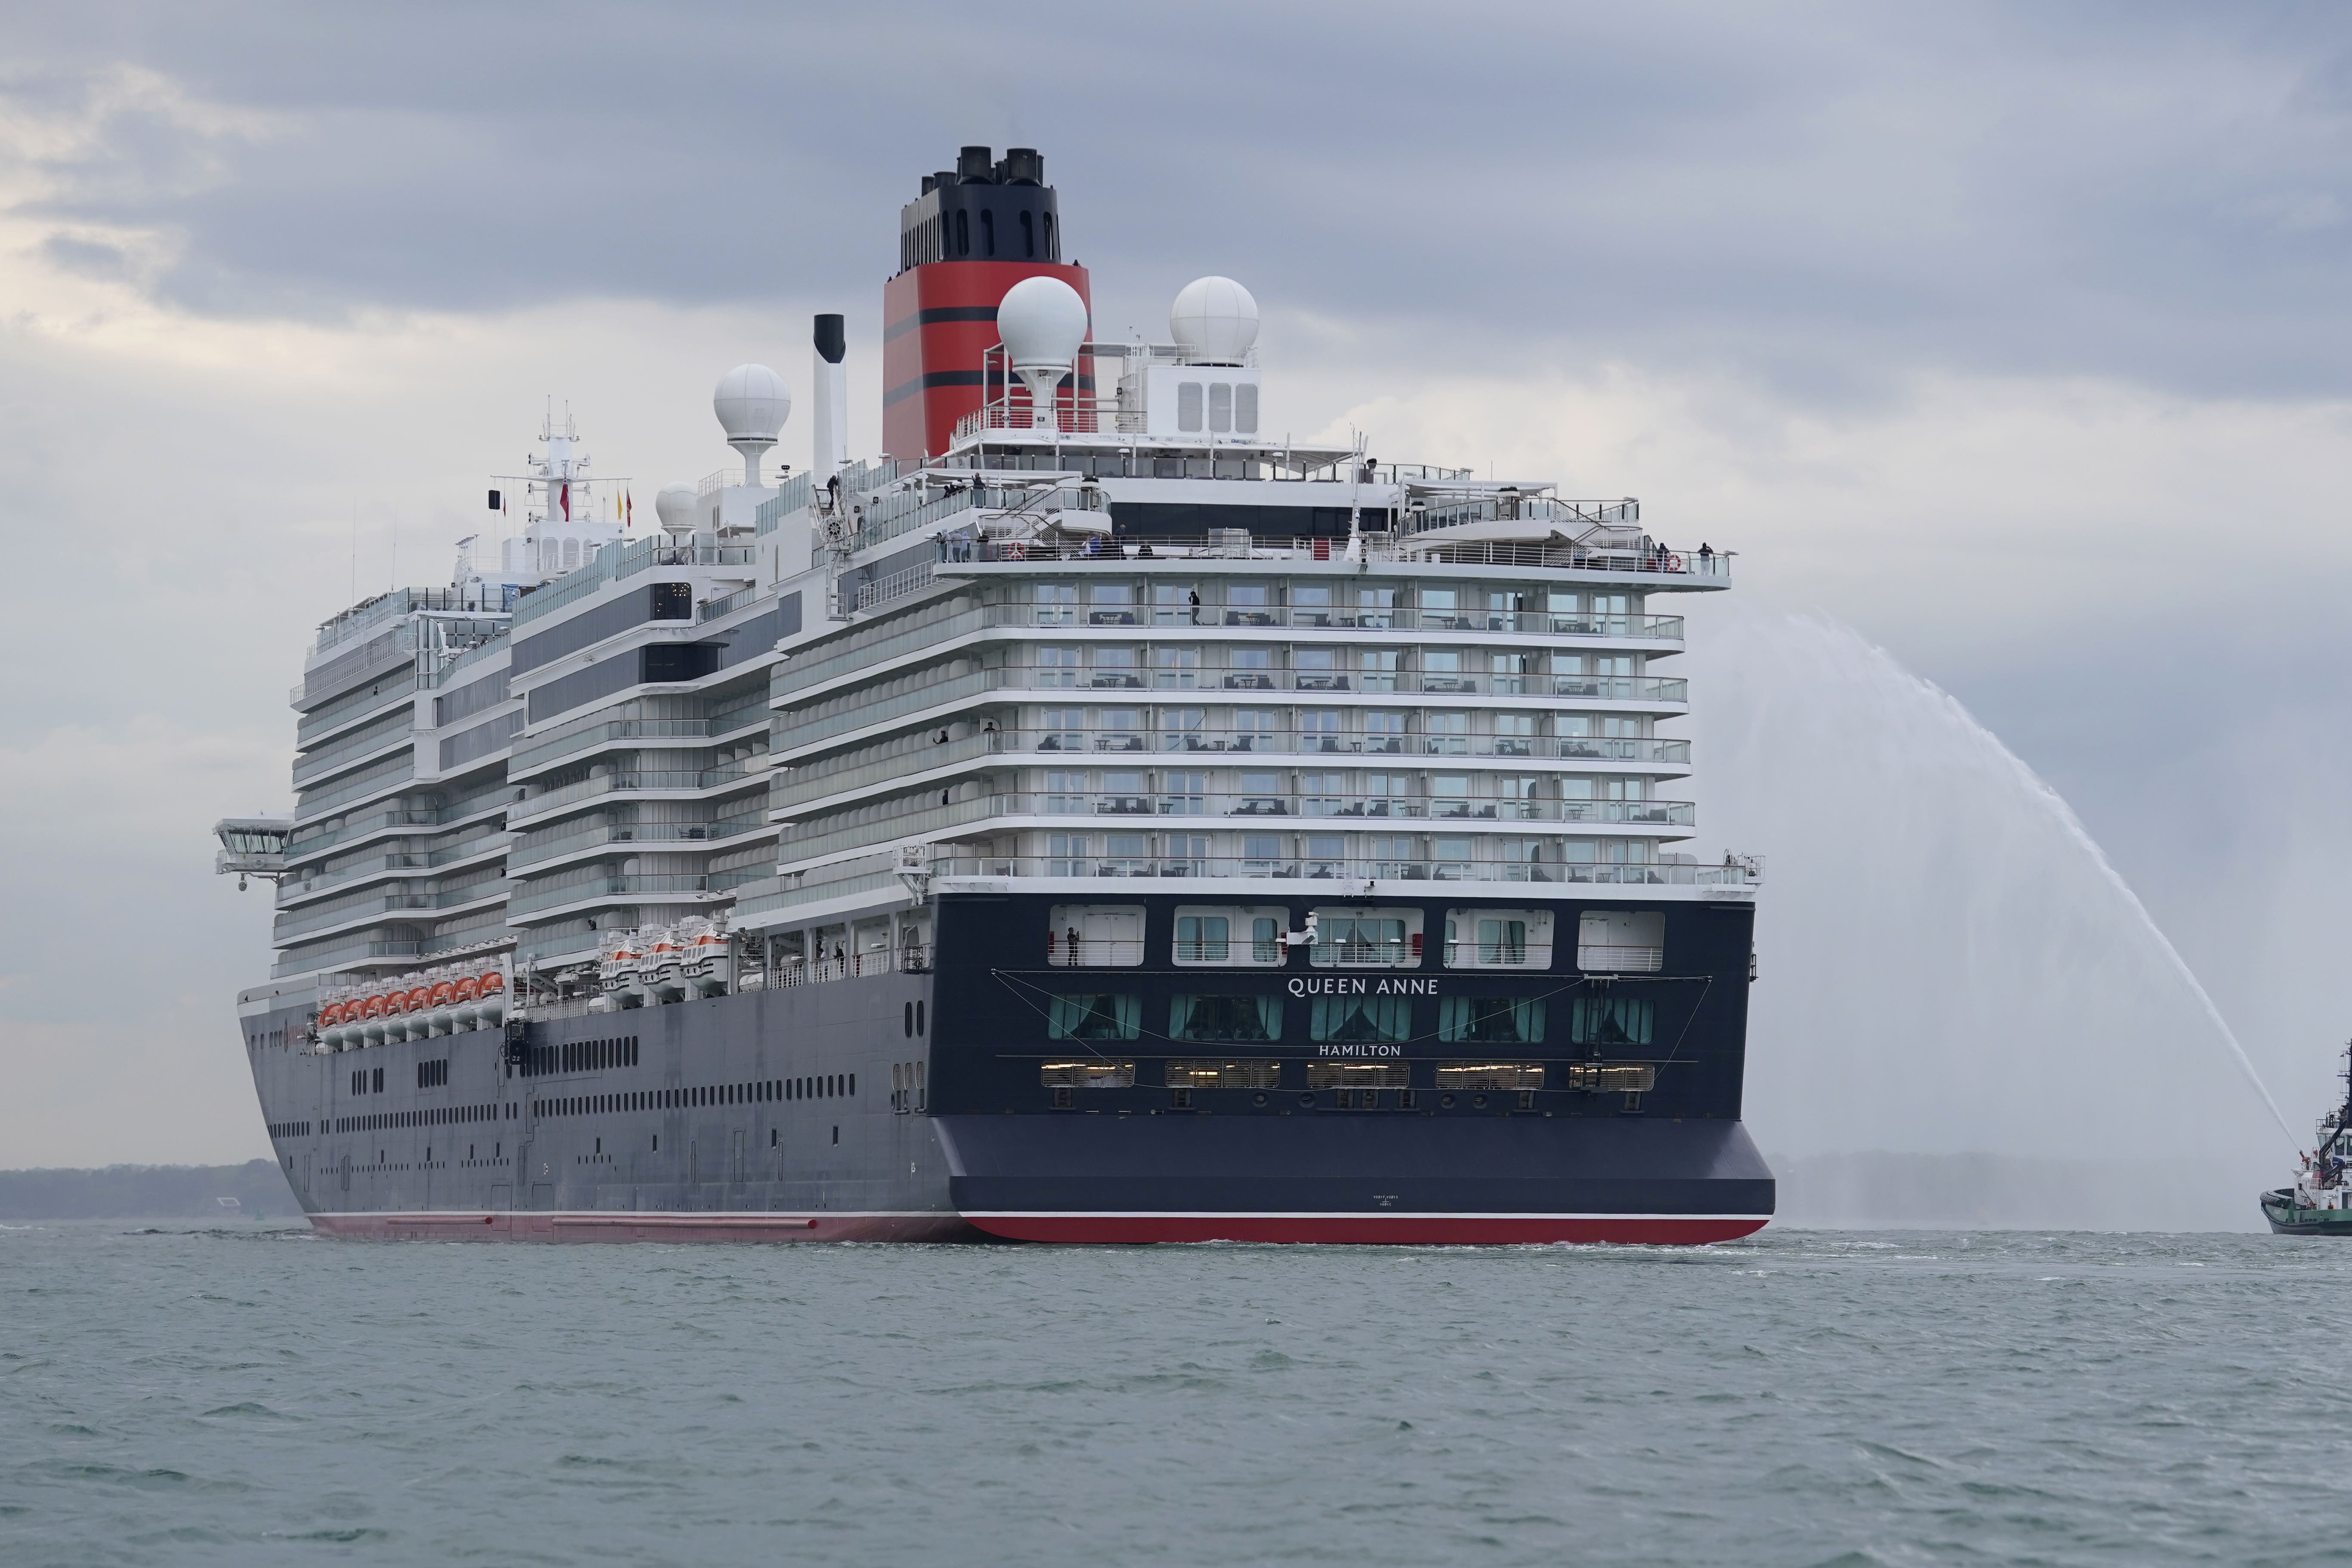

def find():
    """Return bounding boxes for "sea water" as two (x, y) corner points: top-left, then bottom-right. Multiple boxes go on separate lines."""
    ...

(6, 1222), (2352, 1566)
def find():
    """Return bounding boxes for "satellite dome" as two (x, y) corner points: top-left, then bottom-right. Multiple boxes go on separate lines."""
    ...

(996, 276), (1089, 370)
(654, 482), (698, 538)
(1170, 276), (1259, 364)
(713, 364), (790, 442)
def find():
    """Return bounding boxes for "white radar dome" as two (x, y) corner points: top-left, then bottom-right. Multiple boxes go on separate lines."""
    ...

(996, 276), (1089, 370)
(654, 482), (698, 538)
(1170, 275), (1259, 364)
(713, 363), (790, 442)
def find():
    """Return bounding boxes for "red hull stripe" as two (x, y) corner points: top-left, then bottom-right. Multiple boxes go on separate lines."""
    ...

(960, 1212), (1770, 1245)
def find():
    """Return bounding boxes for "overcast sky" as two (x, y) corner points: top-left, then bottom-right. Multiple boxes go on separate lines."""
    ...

(4, 2), (2349, 1191)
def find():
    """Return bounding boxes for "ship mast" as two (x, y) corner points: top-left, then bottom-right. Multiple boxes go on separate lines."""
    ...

(2315, 1039), (2352, 1186)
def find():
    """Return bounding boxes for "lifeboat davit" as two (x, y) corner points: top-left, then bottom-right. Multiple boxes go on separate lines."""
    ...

(427, 976), (457, 1036)
(476, 967), (506, 1027)
(451, 972), (481, 1030)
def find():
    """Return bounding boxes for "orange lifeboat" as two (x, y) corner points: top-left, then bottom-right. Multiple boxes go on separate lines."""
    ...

(479, 969), (505, 995)
(453, 974), (480, 1003)
(360, 994), (386, 1019)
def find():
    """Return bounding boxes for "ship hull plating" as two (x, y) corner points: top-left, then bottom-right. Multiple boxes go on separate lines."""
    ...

(246, 891), (1772, 1245)
(940, 1113), (1772, 1244)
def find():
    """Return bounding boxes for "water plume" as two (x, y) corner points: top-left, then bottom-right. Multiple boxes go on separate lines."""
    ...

(1688, 604), (2295, 1210)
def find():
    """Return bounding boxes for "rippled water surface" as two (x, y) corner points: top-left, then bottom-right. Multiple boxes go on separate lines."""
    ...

(6, 1223), (2351, 1565)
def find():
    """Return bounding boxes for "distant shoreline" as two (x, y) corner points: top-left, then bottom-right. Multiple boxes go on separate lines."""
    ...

(0, 1161), (299, 1220)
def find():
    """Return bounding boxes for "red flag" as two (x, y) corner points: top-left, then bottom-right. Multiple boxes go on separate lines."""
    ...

(559, 482), (571, 522)
(626, 490), (633, 527)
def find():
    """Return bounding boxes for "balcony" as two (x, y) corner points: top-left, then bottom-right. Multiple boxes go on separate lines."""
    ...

(924, 850), (1758, 888)
(508, 818), (770, 871)
(509, 765), (769, 826)
(1001, 605), (1683, 639)
(1027, 789), (1692, 827)
(291, 722), (416, 788)
(506, 873), (714, 919)
(1029, 728), (1688, 764)
(509, 718), (712, 777)
(943, 534), (1731, 579)
(782, 791), (1691, 868)
(1012, 666), (1685, 703)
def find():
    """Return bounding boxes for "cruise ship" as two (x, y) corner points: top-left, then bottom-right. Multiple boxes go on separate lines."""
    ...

(217, 146), (1774, 1244)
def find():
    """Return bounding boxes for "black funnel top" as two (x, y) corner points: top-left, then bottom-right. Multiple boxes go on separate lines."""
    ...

(897, 146), (1065, 274)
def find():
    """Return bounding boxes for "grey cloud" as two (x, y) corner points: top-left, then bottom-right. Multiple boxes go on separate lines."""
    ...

(14, 1), (2352, 400)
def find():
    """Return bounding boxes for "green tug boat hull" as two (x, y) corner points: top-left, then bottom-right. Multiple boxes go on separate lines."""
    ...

(2261, 1188), (2352, 1235)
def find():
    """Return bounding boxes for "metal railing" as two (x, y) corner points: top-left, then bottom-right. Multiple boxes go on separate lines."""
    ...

(297, 673), (420, 748)
(510, 538), (761, 630)
(942, 789), (1692, 826)
(508, 819), (766, 871)
(921, 852), (1758, 886)
(291, 719), (416, 787)
(1575, 944), (1665, 972)
(948, 535), (1730, 577)
(293, 759), (417, 823)
(1002, 667), (1688, 702)
(505, 872), (713, 917)
(509, 718), (713, 776)
(783, 796), (1690, 868)
(755, 944), (928, 989)
(855, 562), (936, 612)
(699, 586), (759, 622)
(509, 766), (766, 824)
(999, 605), (1684, 639)
(312, 586), (510, 656)
(772, 728), (1688, 816)
(1019, 728), (1688, 763)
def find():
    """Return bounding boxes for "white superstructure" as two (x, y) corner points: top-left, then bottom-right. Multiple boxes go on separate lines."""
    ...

(233, 281), (1755, 1022)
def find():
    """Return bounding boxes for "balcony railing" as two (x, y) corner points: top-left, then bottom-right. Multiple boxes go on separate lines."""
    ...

(948, 535), (1729, 578)
(1024, 728), (1687, 763)
(998, 606), (1684, 639)
(292, 722), (415, 787)
(746, 943), (929, 990)
(506, 873), (713, 918)
(1019, 790), (1693, 827)
(772, 728), (1689, 815)
(508, 819), (767, 871)
(509, 718), (713, 776)
(277, 832), (508, 905)
(509, 765), (768, 824)
(923, 851), (1759, 887)
(1001, 667), (1685, 702)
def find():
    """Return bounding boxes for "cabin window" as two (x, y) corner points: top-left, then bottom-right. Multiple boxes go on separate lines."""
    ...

(1045, 993), (1141, 1040)
(1439, 997), (1546, 1044)
(1309, 908), (1422, 967)
(1307, 1062), (1409, 1089)
(1178, 383), (1203, 432)
(1040, 1059), (1133, 1089)
(1310, 994), (1411, 1043)
(1164, 1059), (1282, 1090)
(1168, 994), (1282, 1043)
(1444, 909), (1553, 968)
(1571, 996), (1655, 1048)
(1436, 1062), (1545, 1090)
